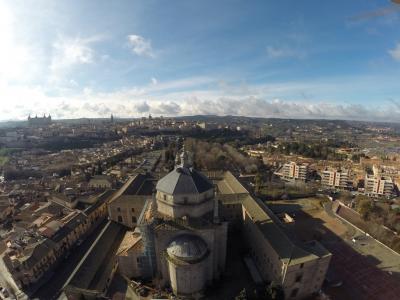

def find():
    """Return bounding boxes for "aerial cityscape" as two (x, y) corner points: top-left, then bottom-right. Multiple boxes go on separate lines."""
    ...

(0, 1), (400, 300)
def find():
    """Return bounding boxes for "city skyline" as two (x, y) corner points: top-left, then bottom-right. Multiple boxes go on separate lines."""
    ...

(1, 0), (400, 121)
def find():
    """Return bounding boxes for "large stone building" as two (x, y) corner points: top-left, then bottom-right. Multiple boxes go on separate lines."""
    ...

(117, 150), (228, 298)
(214, 171), (331, 299)
(115, 150), (331, 299)
(108, 173), (155, 229)
(28, 114), (52, 126)
(63, 220), (126, 299)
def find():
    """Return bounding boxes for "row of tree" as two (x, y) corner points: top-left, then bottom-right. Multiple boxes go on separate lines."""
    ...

(269, 142), (347, 161)
(354, 196), (400, 252)
(185, 139), (260, 173)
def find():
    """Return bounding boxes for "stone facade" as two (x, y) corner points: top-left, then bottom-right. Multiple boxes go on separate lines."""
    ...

(107, 174), (154, 228)
(215, 171), (332, 300)
(116, 163), (331, 300)
(118, 149), (228, 298)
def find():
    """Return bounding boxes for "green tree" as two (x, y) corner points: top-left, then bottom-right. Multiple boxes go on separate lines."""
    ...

(255, 172), (263, 194)
(235, 288), (248, 300)
(357, 198), (373, 220)
(264, 282), (285, 300)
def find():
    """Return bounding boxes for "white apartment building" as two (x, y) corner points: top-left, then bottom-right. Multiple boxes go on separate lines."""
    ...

(276, 162), (309, 182)
(321, 168), (351, 189)
(364, 174), (394, 197)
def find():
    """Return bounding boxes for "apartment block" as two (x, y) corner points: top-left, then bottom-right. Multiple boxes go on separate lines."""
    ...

(321, 168), (351, 189)
(275, 162), (309, 182)
(364, 174), (394, 197)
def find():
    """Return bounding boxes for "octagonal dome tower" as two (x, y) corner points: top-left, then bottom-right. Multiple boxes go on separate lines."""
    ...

(155, 147), (215, 218)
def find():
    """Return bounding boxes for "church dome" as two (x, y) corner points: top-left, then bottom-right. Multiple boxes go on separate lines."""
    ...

(156, 166), (214, 196)
(167, 234), (208, 263)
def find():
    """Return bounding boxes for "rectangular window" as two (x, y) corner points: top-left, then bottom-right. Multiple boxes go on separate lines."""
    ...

(117, 216), (122, 222)
(163, 194), (167, 201)
(295, 274), (303, 283)
(300, 263), (304, 269)
(132, 216), (137, 223)
(131, 207), (135, 213)
(117, 207), (121, 212)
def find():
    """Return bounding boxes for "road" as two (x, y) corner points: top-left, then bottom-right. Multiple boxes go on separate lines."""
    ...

(31, 219), (109, 300)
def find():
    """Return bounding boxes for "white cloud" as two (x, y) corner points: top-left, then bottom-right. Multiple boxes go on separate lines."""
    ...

(135, 101), (150, 113)
(0, 2), (33, 82)
(145, 76), (213, 94)
(1, 79), (400, 122)
(69, 79), (78, 87)
(266, 46), (305, 59)
(1, 74), (400, 122)
(127, 34), (154, 57)
(151, 77), (158, 85)
(389, 43), (400, 61)
(152, 102), (181, 115)
(50, 35), (105, 71)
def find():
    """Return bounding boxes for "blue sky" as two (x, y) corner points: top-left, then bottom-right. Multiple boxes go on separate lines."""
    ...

(1, 0), (400, 121)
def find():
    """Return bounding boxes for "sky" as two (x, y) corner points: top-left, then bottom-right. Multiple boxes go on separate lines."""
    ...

(0, 0), (400, 121)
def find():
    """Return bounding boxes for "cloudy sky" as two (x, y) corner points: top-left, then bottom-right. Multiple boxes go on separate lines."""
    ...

(1, 0), (400, 121)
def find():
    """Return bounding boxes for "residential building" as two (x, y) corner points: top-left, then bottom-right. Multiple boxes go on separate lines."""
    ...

(275, 162), (309, 182)
(3, 191), (111, 289)
(364, 174), (394, 197)
(321, 168), (351, 189)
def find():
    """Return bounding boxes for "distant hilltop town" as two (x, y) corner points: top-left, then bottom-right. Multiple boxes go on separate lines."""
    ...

(27, 114), (52, 126)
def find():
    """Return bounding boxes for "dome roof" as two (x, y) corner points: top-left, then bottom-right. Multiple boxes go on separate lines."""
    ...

(156, 166), (214, 195)
(167, 234), (208, 262)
